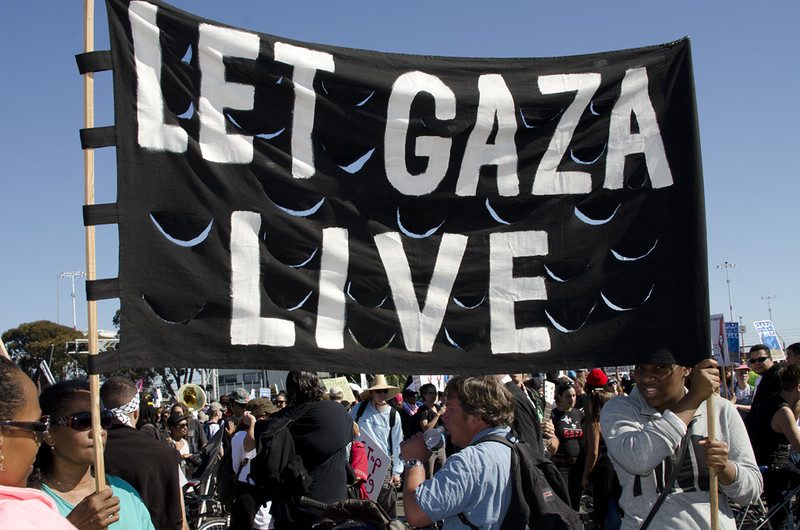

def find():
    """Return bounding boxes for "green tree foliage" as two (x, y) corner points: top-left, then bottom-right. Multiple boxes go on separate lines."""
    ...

(2, 320), (83, 379)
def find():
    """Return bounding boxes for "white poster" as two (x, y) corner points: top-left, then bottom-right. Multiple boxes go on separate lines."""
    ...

(710, 314), (729, 365)
(259, 387), (271, 399)
(411, 375), (448, 392)
(359, 430), (390, 502)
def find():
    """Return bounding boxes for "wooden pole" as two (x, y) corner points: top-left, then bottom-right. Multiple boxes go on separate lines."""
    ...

(83, 0), (106, 492)
(707, 397), (718, 530)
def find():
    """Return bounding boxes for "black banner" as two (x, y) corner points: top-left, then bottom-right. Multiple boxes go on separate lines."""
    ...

(98, 0), (709, 373)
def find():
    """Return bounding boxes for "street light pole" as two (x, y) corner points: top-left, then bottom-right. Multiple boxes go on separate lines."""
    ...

(716, 261), (737, 323)
(57, 271), (86, 330)
(761, 295), (778, 322)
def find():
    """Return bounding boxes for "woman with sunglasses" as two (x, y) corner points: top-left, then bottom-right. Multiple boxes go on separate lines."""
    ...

(32, 380), (155, 530)
(0, 358), (76, 528)
(166, 412), (201, 478)
(600, 356), (761, 529)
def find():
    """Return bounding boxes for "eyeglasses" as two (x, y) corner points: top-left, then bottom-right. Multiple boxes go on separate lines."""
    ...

(373, 390), (389, 394)
(177, 423), (188, 428)
(748, 356), (769, 364)
(0, 415), (50, 443)
(53, 410), (115, 431)
(634, 364), (676, 380)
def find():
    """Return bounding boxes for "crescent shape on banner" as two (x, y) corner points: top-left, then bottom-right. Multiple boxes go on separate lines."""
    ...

(519, 108), (535, 129)
(287, 247), (318, 269)
(271, 197), (326, 218)
(574, 203), (620, 226)
(601, 284), (655, 312)
(611, 239), (659, 262)
(569, 143), (606, 165)
(225, 112), (243, 130)
(589, 100), (600, 116)
(256, 127), (285, 140)
(396, 208), (445, 239)
(544, 264), (579, 283)
(346, 282), (388, 308)
(284, 291), (313, 312)
(180, 45), (192, 64)
(545, 305), (596, 333)
(355, 91), (375, 107)
(485, 199), (512, 226)
(177, 102), (195, 120)
(141, 294), (205, 325)
(149, 214), (213, 247)
(338, 148), (375, 174)
(452, 294), (486, 310)
(347, 328), (396, 350)
(444, 327), (464, 349)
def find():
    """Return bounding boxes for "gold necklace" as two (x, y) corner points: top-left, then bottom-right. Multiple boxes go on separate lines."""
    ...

(46, 474), (92, 490)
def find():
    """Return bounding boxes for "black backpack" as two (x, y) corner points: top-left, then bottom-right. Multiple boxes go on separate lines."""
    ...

(465, 435), (583, 530)
(248, 416), (313, 501)
(214, 421), (240, 507)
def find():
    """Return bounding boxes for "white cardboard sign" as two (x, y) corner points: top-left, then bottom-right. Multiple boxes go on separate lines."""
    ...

(359, 429), (390, 501)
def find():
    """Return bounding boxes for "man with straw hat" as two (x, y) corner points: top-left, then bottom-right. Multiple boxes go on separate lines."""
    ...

(351, 374), (402, 516)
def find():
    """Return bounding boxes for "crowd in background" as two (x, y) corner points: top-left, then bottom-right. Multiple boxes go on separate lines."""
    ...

(2, 342), (800, 529)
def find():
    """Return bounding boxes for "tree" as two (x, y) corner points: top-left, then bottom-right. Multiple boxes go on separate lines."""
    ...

(2, 320), (84, 379)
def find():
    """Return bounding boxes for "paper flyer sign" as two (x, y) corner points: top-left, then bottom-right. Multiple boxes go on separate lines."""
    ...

(411, 375), (448, 392)
(259, 387), (271, 399)
(359, 430), (390, 501)
(321, 376), (356, 402)
(753, 320), (785, 360)
(710, 314), (729, 365)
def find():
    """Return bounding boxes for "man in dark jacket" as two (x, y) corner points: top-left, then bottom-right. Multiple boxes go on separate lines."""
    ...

(101, 377), (186, 530)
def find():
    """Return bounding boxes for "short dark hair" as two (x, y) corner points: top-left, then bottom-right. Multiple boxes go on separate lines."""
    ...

(0, 358), (28, 421)
(786, 343), (800, 357)
(100, 376), (137, 409)
(285, 371), (324, 404)
(779, 364), (800, 391)
(749, 344), (770, 356)
(445, 375), (514, 427)
(419, 383), (436, 395)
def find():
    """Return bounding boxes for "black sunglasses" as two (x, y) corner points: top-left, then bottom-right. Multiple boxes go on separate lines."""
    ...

(748, 356), (769, 364)
(0, 415), (50, 443)
(53, 410), (115, 431)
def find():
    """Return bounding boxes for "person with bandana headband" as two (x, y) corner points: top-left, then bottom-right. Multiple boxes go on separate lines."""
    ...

(101, 377), (187, 530)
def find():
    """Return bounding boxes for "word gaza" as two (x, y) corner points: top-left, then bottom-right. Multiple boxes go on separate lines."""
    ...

(130, 1), (673, 198)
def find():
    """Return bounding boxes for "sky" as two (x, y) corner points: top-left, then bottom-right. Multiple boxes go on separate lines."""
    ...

(1, 1), (798, 356)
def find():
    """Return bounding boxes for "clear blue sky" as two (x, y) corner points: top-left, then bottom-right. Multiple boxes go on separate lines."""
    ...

(1, 1), (798, 354)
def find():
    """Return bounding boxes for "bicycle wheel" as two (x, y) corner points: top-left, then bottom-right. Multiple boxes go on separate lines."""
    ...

(196, 517), (228, 530)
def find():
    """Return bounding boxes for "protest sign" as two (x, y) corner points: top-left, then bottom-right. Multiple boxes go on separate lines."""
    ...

(358, 429), (390, 501)
(87, 0), (708, 373)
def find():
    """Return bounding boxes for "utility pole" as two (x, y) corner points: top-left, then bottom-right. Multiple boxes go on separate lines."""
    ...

(716, 261), (737, 323)
(761, 295), (778, 322)
(57, 271), (86, 330)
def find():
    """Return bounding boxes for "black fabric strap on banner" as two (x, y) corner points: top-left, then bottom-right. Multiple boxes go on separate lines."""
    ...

(80, 127), (116, 149)
(75, 51), (112, 74)
(86, 351), (119, 375)
(83, 203), (119, 226)
(86, 278), (121, 301)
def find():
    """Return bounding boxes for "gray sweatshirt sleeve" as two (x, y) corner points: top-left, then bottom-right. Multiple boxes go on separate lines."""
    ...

(600, 394), (687, 476)
(716, 396), (763, 505)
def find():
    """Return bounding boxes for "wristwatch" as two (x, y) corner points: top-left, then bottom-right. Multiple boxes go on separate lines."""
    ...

(404, 459), (424, 469)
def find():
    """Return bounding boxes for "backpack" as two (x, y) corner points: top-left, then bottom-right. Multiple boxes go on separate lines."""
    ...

(248, 415), (313, 501)
(465, 435), (583, 530)
(214, 421), (240, 507)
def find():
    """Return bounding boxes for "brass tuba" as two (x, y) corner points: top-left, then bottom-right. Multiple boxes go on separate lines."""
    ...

(176, 383), (207, 412)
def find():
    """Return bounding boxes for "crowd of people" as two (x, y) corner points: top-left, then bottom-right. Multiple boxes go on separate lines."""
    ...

(1, 342), (800, 529)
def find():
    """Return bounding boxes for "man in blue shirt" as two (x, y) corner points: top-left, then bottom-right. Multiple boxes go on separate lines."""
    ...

(401, 375), (515, 530)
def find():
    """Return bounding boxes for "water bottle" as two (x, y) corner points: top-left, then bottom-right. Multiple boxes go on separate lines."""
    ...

(424, 426), (445, 450)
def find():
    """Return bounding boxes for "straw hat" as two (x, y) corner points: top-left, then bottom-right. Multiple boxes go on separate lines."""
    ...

(361, 374), (401, 400)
